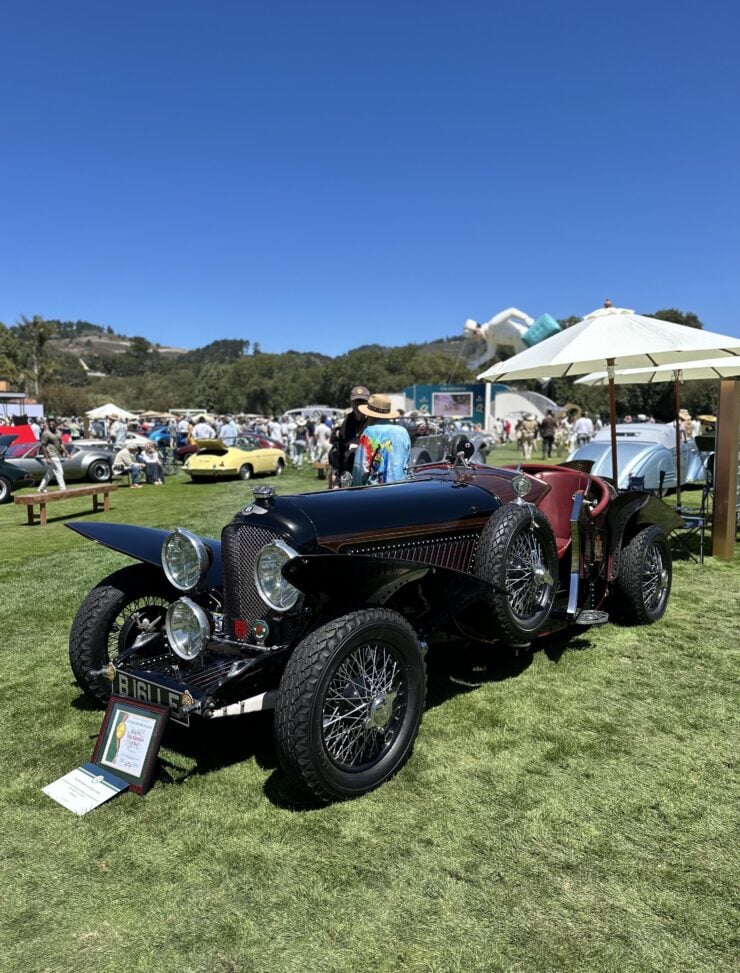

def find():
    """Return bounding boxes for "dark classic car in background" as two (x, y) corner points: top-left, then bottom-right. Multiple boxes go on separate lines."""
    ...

(568, 423), (708, 492)
(408, 432), (494, 469)
(0, 435), (36, 503)
(5, 440), (115, 484)
(67, 449), (681, 802)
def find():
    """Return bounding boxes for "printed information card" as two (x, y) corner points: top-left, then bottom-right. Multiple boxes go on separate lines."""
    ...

(43, 762), (128, 816)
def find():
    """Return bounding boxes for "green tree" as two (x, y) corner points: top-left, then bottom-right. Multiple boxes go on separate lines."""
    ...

(649, 309), (704, 330)
(0, 323), (22, 383)
(15, 315), (58, 397)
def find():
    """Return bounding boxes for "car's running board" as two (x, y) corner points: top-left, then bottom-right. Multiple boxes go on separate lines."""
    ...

(573, 609), (609, 626)
(550, 607), (609, 626)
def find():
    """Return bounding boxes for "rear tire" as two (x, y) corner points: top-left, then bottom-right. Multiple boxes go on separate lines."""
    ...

(274, 458), (285, 477)
(0, 476), (11, 504)
(615, 525), (671, 624)
(69, 564), (177, 704)
(274, 609), (426, 802)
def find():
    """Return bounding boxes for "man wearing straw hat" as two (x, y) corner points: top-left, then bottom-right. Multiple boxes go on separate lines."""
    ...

(352, 393), (410, 486)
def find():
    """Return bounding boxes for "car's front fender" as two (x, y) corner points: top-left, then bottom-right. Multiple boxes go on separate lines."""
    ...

(283, 553), (490, 637)
(66, 521), (223, 588)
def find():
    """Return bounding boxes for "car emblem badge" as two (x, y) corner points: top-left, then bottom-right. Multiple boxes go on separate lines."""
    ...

(251, 620), (269, 644)
(233, 618), (248, 640)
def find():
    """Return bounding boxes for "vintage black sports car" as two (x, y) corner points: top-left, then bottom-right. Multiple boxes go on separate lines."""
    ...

(68, 448), (682, 802)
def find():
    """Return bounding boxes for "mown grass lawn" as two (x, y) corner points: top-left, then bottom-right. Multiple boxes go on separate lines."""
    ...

(0, 451), (737, 973)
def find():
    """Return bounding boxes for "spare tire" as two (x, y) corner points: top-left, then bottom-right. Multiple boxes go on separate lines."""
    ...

(474, 504), (558, 645)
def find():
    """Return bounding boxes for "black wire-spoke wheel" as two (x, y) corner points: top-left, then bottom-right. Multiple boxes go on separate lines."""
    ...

(69, 564), (178, 704)
(274, 609), (426, 803)
(506, 529), (555, 619)
(475, 504), (558, 645)
(322, 640), (407, 771)
(107, 596), (170, 660)
(615, 524), (672, 625)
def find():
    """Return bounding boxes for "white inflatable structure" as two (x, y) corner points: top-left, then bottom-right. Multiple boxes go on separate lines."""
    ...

(464, 307), (535, 370)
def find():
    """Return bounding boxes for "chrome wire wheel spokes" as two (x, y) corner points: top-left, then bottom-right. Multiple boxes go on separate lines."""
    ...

(506, 529), (554, 619)
(322, 642), (407, 771)
(108, 596), (170, 658)
(642, 542), (668, 611)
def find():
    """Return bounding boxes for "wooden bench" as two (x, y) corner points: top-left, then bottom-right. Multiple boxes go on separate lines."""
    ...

(313, 462), (330, 480)
(14, 484), (118, 526)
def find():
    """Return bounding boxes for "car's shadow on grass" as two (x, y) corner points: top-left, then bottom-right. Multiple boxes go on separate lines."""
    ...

(71, 625), (598, 811)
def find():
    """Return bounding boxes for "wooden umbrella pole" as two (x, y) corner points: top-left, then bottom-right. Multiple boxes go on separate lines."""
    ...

(674, 373), (682, 509)
(607, 359), (618, 486)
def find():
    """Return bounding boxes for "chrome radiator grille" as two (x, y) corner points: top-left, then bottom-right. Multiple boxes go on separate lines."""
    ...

(342, 532), (480, 573)
(221, 520), (299, 645)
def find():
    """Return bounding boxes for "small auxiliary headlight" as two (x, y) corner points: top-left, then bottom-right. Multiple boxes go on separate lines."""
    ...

(161, 528), (210, 592)
(165, 597), (210, 661)
(254, 540), (300, 612)
(511, 473), (531, 499)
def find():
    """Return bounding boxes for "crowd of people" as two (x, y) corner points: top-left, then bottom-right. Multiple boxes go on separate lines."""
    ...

(12, 399), (712, 495)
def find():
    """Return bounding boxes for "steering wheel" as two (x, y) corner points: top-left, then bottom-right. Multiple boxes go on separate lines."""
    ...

(587, 476), (611, 520)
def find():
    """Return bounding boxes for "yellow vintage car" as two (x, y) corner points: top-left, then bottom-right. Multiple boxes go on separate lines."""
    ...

(184, 439), (286, 482)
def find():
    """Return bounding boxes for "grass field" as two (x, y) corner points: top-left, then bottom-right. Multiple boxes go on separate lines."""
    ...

(1, 449), (738, 973)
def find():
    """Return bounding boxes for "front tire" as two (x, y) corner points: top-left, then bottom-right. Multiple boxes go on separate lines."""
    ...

(274, 609), (426, 802)
(615, 525), (672, 624)
(69, 564), (177, 704)
(474, 504), (558, 645)
(239, 463), (253, 480)
(0, 476), (11, 504)
(87, 459), (112, 483)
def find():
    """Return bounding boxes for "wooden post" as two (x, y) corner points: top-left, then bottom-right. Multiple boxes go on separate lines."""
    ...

(40, 502), (47, 527)
(607, 359), (618, 485)
(103, 491), (111, 513)
(711, 379), (740, 559)
(673, 373), (682, 510)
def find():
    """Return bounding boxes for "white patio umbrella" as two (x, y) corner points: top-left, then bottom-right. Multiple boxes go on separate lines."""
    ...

(478, 305), (740, 484)
(575, 357), (740, 506)
(85, 402), (138, 420)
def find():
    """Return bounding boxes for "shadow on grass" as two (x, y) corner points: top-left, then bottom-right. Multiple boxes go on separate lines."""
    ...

(18, 506), (126, 527)
(70, 626), (599, 811)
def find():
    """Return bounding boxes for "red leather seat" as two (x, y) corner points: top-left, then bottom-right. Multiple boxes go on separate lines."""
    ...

(530, 469), (592, 557)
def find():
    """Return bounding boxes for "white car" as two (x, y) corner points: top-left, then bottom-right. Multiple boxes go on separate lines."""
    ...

(76, 432), (151, 451)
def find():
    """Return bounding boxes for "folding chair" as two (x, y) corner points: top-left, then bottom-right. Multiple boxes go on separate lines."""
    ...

(671, 485), (711, 564)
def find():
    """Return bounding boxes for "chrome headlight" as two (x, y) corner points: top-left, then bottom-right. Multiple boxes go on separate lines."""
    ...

(254, 540), (300, 612)
(165, 597), (210, 661)
(162, 528), (210, 591)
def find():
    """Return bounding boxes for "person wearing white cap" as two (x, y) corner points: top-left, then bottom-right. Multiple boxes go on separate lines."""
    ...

(352, 394), (410, 486)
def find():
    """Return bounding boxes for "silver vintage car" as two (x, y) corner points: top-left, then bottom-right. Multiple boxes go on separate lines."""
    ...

(4, 440), (115, 484)
(568, 423), (708, 492)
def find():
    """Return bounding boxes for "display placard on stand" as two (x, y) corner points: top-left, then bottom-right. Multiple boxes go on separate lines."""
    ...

(92, 695), (169, 794)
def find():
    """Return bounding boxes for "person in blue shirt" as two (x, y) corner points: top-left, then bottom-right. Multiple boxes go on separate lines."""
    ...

(352, 394), (411, 485)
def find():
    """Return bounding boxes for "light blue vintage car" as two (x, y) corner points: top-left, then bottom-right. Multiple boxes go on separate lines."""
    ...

(568, 423), (708, 492)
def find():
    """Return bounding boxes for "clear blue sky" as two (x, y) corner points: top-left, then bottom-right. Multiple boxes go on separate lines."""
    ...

(2, 0), (738, 354)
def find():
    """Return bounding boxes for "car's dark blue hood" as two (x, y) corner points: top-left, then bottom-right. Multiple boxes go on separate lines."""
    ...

(236, 475), (502, 551)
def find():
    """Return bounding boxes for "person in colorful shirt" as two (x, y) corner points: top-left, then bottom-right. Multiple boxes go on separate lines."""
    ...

(352, 394), (411, 486)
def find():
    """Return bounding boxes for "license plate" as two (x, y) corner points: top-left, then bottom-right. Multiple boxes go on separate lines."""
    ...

(113, 671), (190, 726)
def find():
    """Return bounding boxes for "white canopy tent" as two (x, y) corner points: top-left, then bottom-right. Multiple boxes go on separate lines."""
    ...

(85, 403), (138, 420)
